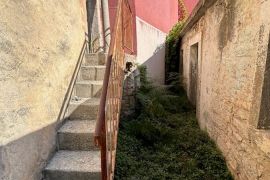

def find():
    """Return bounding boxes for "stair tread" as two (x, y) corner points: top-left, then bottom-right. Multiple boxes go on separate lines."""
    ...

(67, 98), (99, 120)
(81, 65), (106, 68)
(85, 53), (98, 56)
(58, 120), (96, 134)
(45, 151), (101, 173)
(85, 53), (108, 56)
(76, 80), (103, 85)
(70, 98), (100, 105)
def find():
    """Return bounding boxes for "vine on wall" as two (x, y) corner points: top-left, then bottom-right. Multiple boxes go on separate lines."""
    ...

(178, 0), (188, 21)
(165, 0), (188, 84)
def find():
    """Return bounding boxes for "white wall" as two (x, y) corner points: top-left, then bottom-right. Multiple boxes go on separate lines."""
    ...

(136, 17), (167, 84)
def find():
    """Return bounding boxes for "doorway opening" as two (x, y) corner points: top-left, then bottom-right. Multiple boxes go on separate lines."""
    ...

(258, 35), (270, 129)
(189, 43), (199, 107)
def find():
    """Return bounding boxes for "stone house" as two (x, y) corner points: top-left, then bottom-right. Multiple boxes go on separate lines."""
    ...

(180, 0), (270, 179)
(0, 0), (182, 179)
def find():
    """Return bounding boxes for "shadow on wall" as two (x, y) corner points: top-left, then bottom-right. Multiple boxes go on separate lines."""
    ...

(0, 37), (89, 180)
(121, 44), (169, 117)
(0, 123), (57, 180)
(121, 43), (166, 116)
(141, 44), (166, 84)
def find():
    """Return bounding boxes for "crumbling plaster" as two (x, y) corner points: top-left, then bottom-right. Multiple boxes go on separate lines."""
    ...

(181, 0), (270, 179)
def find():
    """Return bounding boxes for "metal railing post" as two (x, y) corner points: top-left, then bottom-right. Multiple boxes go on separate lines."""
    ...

(94, 0), (134, 179)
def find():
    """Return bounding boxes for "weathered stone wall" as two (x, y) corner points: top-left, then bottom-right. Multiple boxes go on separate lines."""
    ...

(181, 0), (270, 179)
(122, 54), (139, 116)
(0, 0), (87, 179)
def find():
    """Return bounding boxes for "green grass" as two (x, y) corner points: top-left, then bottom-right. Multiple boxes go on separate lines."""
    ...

(115, 67), (233, 180)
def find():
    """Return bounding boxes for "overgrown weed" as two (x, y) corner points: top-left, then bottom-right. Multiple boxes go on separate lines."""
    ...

(115, 67), (233, 180)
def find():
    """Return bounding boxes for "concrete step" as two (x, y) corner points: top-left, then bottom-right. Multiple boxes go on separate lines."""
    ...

(84, 54), (99, 66)
(75, 81), (103, 98)
(67, 98), (100, 120)
(80, 66), (106, 81)
(58, 120), (96, 151)
(44, 150), (101, 180)
(84, 53), (106, 66)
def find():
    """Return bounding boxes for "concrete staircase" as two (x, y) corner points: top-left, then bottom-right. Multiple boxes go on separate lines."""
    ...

(43, 53), (106, 180)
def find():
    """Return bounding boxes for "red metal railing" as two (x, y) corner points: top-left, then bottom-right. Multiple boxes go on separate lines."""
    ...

(94, 0), (133, 179)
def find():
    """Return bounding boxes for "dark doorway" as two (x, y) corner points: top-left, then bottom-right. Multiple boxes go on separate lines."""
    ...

(258, 35), (270, 129)
(189, 43), (198, 106)
(180, 49), (184, 76)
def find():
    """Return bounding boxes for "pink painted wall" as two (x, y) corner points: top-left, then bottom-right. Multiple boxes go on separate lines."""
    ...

(134, 0), (179, 33)
(184, 0), (199, 14)
(108, 0), (199, 33)
(109, 0), (178, 33)
(107, 0), (199, 53)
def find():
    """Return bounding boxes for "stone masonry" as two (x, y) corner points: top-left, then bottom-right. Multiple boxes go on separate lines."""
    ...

(180, 0), (270, 179)
(121, 54), (139, 116)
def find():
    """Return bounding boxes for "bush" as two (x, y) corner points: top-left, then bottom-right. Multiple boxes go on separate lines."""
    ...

(165, 21), (185, 84)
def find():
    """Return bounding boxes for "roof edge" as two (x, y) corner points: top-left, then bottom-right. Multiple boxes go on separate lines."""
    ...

(179, 0), (218, 37)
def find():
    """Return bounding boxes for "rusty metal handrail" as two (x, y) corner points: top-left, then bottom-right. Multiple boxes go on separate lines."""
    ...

(94, 0), (133, 179)
(59, 34), (89, 123)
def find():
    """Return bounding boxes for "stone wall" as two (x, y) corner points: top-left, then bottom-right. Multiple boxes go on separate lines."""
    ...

(181, 0), (270, 179)
(121, 54), (139, 116)
(0, 0), (87, 179)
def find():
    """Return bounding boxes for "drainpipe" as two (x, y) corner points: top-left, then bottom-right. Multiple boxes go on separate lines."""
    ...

(97, 0), (105, 52)
(102, 0), (111, 52)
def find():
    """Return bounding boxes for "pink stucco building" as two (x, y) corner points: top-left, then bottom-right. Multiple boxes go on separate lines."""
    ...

(134, 0), (179, 33)
(109, 0), (199, 33)
(109, 0), (198, 84)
